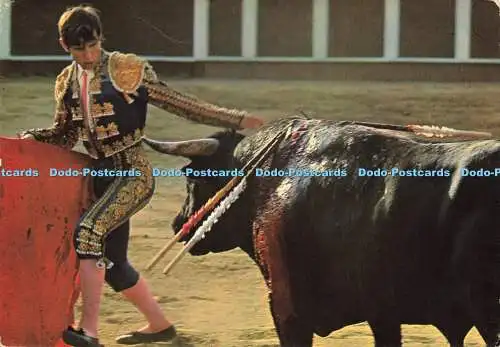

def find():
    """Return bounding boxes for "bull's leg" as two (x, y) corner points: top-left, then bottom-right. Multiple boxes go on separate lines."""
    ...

(269, 295), (313, 347)
(470, 311), (498, 346)
(368, 320), (401, 347)
(253, 178), (315, 346)
(465, 284), (499, 346)
(436, 329), (467, 347)
(434, 318), (470, 347)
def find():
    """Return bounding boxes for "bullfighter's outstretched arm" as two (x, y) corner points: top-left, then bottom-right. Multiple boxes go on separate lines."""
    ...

(17, 65), (79, 149)
(107, 52), (264, 130)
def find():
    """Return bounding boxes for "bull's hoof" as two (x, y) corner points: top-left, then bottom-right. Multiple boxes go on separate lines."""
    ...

(62, 326), (103, 347)
(115, 325), (177, 344)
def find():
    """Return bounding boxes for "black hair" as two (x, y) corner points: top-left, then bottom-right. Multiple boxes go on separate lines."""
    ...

(58, 5), (103, 47)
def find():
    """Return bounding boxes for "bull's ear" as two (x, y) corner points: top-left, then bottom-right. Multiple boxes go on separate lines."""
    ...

(142, 136), (220, 157)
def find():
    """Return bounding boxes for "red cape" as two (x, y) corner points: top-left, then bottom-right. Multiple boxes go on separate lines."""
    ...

(0, 137), (92, 346)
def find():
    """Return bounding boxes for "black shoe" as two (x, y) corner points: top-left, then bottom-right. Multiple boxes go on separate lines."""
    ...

(62, 326), (103, 347)
(115, 325), (177, 344)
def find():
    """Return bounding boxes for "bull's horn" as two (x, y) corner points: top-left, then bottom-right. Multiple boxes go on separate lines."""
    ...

(142, 136), (220, 156)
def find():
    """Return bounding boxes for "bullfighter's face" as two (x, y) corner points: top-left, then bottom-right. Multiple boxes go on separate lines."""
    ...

(60, 34), (102, 70)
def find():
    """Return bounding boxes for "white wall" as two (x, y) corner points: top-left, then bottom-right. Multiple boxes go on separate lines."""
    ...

(0, 0), (12, 59)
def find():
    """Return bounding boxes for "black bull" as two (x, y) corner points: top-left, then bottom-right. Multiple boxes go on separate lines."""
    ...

(144, 117), (500, 347)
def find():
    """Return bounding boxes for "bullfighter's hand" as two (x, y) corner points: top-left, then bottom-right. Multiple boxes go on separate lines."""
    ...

(20, 133), (35, 139)
(241, 114), (264, 129)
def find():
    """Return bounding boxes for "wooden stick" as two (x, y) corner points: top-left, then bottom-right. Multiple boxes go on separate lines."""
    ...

(144, 232), (184, 271)
(162, 240), (198, 275)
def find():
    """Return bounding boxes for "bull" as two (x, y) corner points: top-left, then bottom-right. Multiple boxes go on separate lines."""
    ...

(143, 116), (499, 347)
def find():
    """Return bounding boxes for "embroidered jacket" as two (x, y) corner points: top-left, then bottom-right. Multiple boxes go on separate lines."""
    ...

(19, 49), (249, 159)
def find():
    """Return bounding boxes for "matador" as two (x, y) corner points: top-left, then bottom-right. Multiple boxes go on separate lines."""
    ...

(17, 5), (263, 346)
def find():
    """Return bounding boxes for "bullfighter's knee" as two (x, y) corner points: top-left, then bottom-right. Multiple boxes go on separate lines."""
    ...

(73, 222), (106, 261)
(105, 260), (139, 292)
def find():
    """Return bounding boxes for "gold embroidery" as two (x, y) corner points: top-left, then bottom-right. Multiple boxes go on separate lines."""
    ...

(100, 128), (143, 157)
(75, 226), (105, 256)
(143, 62), (158, 83)
(95, 154), (153, 233)
(122, 144), (141, 164)
(76, 146), (154, 258)
(52, 64), (74, 137)
(145, 81), (247, 129)
(80, 177), (123, 234)
(77, 229), (94, 241)
(95, 122), (120, 139)
(17, 63), (79, 149)
(102, 102), (114, 115)
(54, 63), (74, 108)
(90, 102), (114, 118)
(89, 76), (101, 95)
(108, 51), (146, 94)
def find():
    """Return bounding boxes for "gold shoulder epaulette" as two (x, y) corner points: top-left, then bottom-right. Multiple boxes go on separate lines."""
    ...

(54, 63), (73, 104)
(108, 51), (148, 94)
